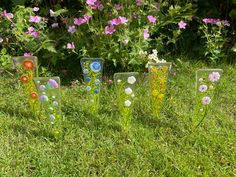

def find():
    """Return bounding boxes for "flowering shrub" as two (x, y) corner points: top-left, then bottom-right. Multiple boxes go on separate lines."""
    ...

(200, 18), (230, 62)
(0, 1), (195, 70)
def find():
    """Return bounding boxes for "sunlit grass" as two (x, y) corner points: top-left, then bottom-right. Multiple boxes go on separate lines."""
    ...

(0, 61), (235, 176)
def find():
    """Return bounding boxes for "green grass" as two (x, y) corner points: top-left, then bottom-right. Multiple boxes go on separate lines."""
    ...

(0, 60), (235, 176)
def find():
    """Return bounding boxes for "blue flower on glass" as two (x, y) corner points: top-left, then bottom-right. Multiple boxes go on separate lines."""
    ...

(94, 89), (99, 94)
(85, 77), (91, 82)
(40, 95), (49, 102)
(40, 85), (46, 91)
(94, 79), (100, 85)
(48, 79), (59, 89)
(86, 86), (91, 91)
(53, 101), (59, 107)
(90, 62), (101, 73)
(83, 69), (89, 75)
(50, 114), (55, 119)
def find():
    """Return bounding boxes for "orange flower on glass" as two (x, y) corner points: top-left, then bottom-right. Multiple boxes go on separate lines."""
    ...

(20, 75), (29, 83)
(30, 92), (38, 99)
(22, 60), (34, 70)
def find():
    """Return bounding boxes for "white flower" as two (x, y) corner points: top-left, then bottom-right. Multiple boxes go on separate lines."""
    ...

(127, 76), (136, 84)
(209, 85), (214, 89)
(124, 100), (131, 107)
(199, 78), (203, 82)
(131, 94), (135, 97)
(117, 79), (122, 83)
(0, 37), (3, 43)
(49, 9), (55, 17)
(125, 87), (132, 95)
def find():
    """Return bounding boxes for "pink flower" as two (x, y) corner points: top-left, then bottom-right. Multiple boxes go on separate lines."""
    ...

(123, 39), (129, 45)
(114, 4), (121, 11)
(68, 25), (77, 33)
(202, 96), (211, 105)
(67, 42), (75, 49)
(49, 9), (55, 17)
(199, 85), (208, 92)
(209, 72), (220, 82)
(74, 17), (86, 26)
(109, 16), (128, 26)
(86, 0), (97, 5)
(136, 0), (143, 6)
(144, 29), (150, 40)
(51, 23), (59, 28)
(28, 26), (35, 32)
(203, 18), (230, 26)
(1, 10), (14, 19)
(178, 20), (187, 29)
(83, 14), (92, 21)
(88, 0), (103, 11)
(33, 7), (39, 12)
(29, 16), (41, 23)
(23, 52), (33, 56)
(104, 25), (116, 35)
(31, 32), (40, 38)
(147, 15), (156, 23)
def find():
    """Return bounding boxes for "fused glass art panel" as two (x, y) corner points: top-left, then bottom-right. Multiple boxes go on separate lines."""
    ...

(80, 58), (104, 114)
(193, 69), (223, 127)
(114, 72), (139, 130)
(12, 56), (39, 116)
(34, 77), (61, 137)
(148, 62), (172, 117)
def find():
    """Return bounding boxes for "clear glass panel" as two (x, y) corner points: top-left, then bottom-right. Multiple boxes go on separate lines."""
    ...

(80, 58), (104, 114)
(33, 77), (61, 138)
(193, 69), (223, 127)
(148, 62), (172, 117)
(12, 56), (39, 116)
(114, 72), (139, 130)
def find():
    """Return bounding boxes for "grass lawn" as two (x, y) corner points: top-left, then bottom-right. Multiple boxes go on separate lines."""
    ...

(0, 60), (235, 176)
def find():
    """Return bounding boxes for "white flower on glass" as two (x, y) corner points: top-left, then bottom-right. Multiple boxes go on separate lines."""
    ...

(125, 87), (132, 95)
(199, 78), (203, 82)
(127, 76), (136, 84)
(124, 100), (132, 107)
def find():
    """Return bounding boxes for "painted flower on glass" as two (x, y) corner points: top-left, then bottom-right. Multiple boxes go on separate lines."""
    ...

(94, 89), (99, 94)
(152, 89), (159, 97)
(125, 87), (132, 95)
(30, 92), (38, 99)
(94, 79), (100, 85)
(50, 114), (55, 119)
(20, 75), (29, 83)
(199, 84), (208, 92)
(209, 72), (220, 82)
(22, 60), (34, 70)
(85, 77), (91, 82)
(40, 85), (46, 91)
(40, 95), (49, 102)
(202, 96), (211, 105)
(48, 79), (59, 89)
(83, 69), (89, 74)
(53, 101), (59, 107)
(90, 62), (101, 73)
(127, 76), (136, 84)
(124, 100), (132, 107)
(199, 78), (203, 82)
(86, 86), (91, 91)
